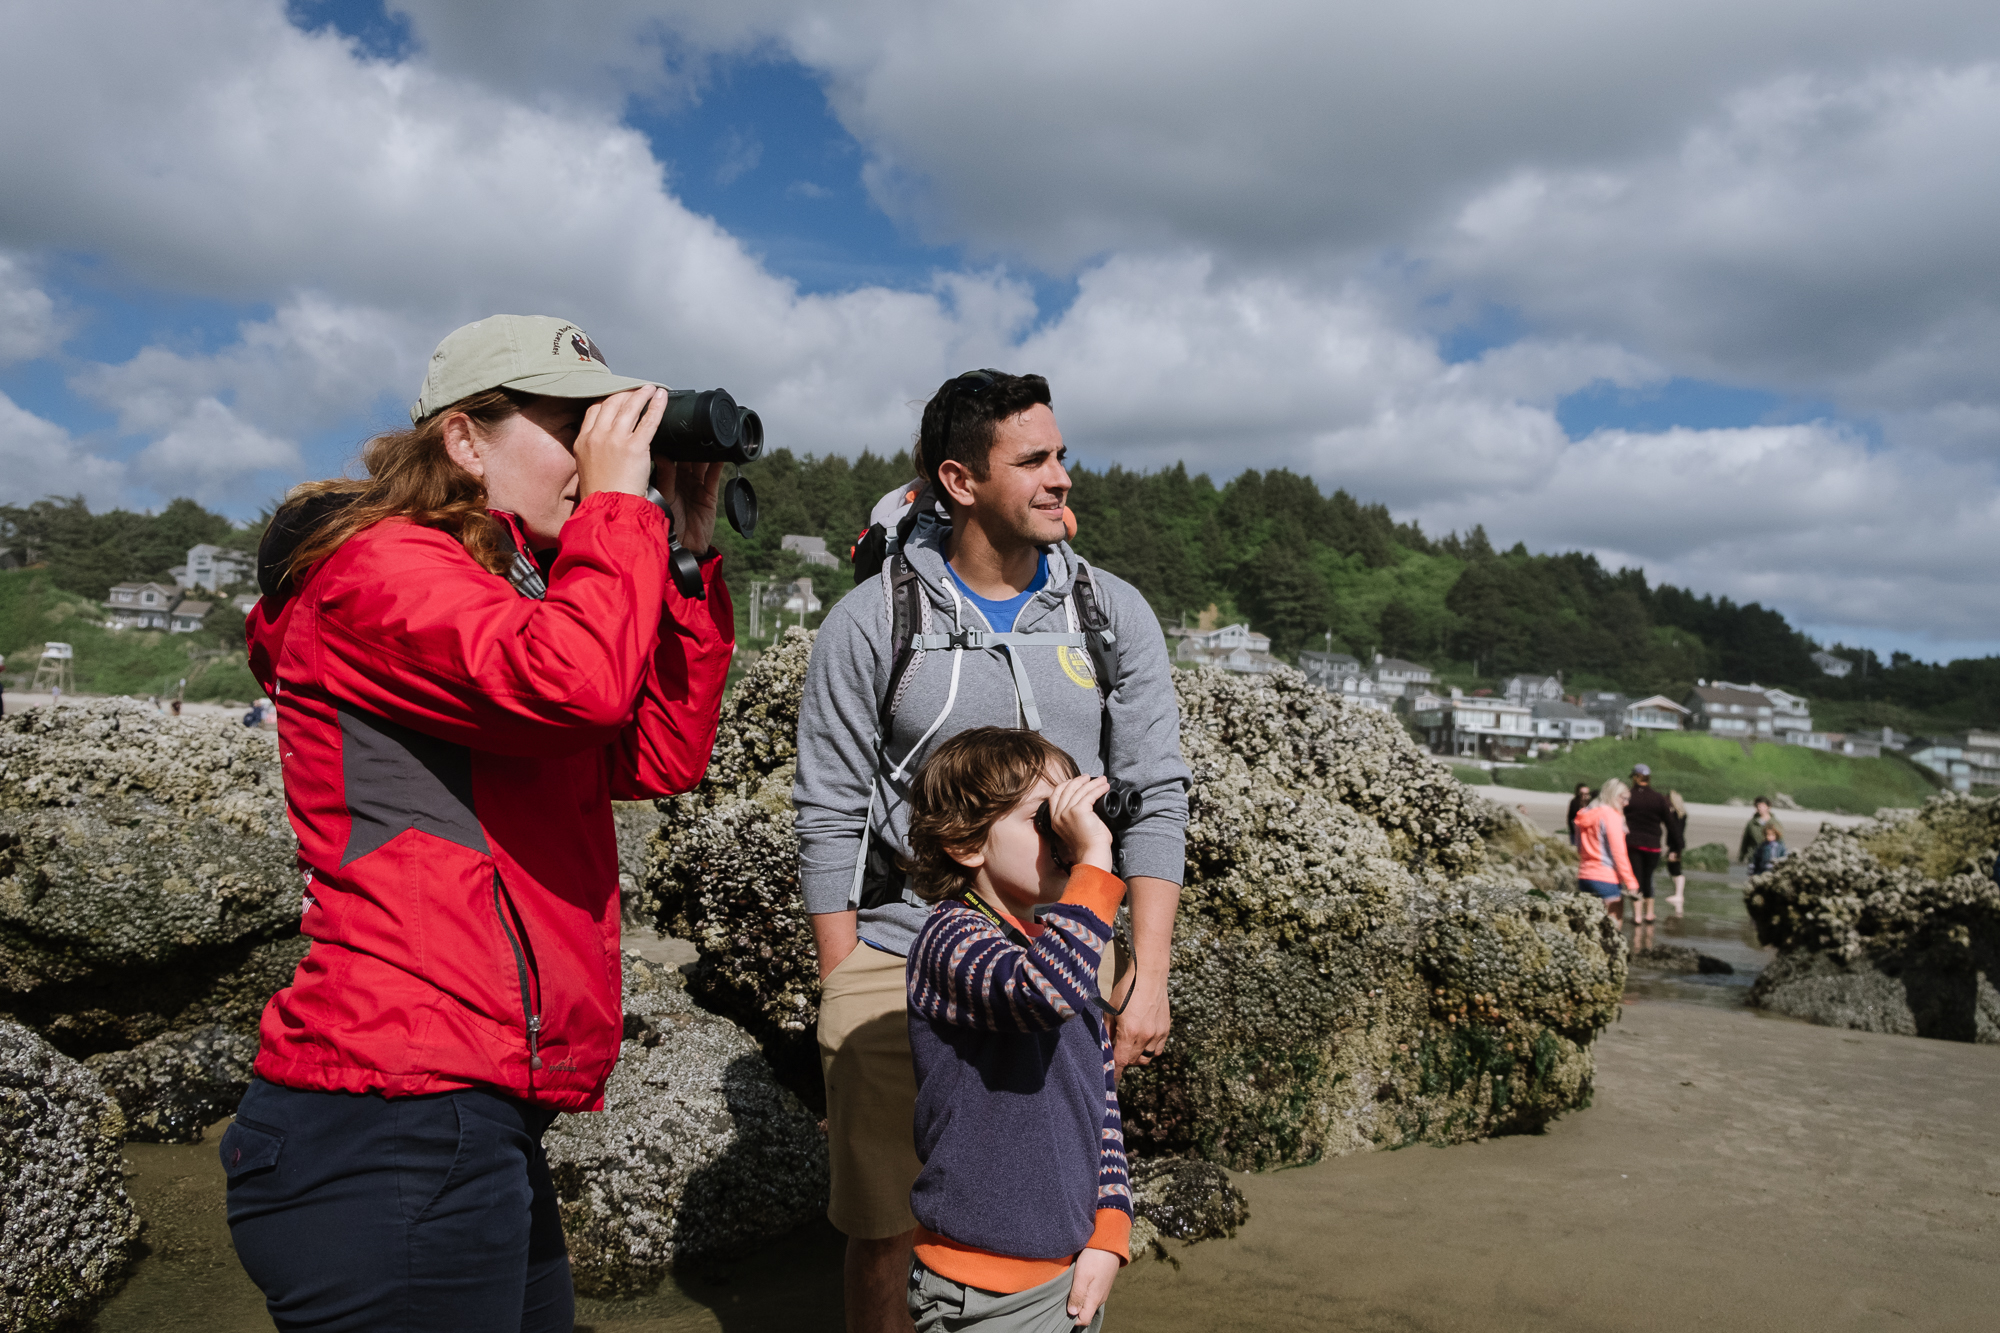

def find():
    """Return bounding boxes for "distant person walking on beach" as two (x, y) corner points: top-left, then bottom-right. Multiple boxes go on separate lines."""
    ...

(1738, 798), (1783, 862)
(1624, 765), (1670, 923)
(1664, 790), (1690, 914)
(1750, 824), (1788, 875)
(1572, 778), (1638, 919)
(1565, 783), (1593, 847)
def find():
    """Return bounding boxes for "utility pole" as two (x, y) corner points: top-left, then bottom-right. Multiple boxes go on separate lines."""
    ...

(748, 581), (764, 639)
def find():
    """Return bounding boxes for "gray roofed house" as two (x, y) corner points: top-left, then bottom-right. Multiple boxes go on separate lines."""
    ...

(780, 534), (840, 568)
(106, 581), (182, 631)
(1811, 650), (1853, 678)
(168, 600), (212, 633)
(1530, 699), (1605, 742)
(1503, 674), (1564, 704)
(1685, 684), (1774, 739)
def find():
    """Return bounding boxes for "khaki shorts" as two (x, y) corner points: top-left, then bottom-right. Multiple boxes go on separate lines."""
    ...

(818, 942), (922, 1239)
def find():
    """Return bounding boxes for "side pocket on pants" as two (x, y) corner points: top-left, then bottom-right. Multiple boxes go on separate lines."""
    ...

(219, 1118), (284, 1184)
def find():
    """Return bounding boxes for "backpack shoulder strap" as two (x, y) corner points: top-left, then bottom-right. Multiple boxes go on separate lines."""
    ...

(1069, 560), (1120, 703)
(877, 552), (927, 737)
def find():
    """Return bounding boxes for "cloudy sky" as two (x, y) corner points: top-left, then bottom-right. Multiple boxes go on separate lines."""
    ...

(4, 0), (1998, 659)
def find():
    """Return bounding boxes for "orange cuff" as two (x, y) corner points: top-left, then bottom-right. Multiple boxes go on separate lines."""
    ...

(1060, 864), (1126, 927)
(1086, 1208), (1132, 1265)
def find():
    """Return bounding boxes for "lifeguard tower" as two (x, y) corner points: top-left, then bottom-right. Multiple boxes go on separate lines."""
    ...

(31, 643), (74, 695)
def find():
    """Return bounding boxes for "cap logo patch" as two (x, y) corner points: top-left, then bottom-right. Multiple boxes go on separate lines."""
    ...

(551, 324), (608, 366)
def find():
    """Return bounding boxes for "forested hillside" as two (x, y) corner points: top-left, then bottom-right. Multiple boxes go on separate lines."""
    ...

(710, 449), (1998, 728)
(5, 458), (1995, 729)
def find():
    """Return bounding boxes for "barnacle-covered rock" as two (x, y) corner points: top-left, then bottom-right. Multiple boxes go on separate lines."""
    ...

(1746, 793), (2000, 1041)
(647, 642), (1620, 1171)
(0, 1019), (140, 1331)
(1127, 1157), (1249, 1262)
(543, 954), (827, 1296)
(85, 1023), (260, 1144)
(643, 630), (824, 1105)
(0, 700), (301, 1053)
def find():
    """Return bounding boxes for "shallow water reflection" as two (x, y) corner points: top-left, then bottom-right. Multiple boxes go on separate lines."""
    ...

(1619, 868), (1771, 1010)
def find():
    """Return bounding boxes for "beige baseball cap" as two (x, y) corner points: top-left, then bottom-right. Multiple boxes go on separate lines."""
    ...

(410, 314), (657, 423)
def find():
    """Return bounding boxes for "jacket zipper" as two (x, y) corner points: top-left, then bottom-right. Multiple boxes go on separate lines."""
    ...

(492, 870), (544, 1072)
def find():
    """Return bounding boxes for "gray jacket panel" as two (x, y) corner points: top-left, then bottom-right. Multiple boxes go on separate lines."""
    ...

(792, 511), (1191, 955)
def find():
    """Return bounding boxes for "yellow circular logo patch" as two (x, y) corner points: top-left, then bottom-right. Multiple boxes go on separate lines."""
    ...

(1059, 645), (1097, 689)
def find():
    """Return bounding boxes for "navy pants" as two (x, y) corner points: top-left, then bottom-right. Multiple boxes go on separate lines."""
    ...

(223, 1078), (573, 1332)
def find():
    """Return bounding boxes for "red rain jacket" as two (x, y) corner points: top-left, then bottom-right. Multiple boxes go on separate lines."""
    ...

(245, 492), (732, 1111)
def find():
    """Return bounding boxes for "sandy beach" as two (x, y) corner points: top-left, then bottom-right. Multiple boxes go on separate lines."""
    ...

(1473, 784), (1874, 853)
(90, 988), (2000, 1331)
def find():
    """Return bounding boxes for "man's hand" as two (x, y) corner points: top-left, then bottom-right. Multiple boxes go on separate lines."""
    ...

(656, 458), (725, 557)
(1112, 875), (1179, 1075)
(810, 910), (860, 983)
(1066, 1247), (1120, 1326)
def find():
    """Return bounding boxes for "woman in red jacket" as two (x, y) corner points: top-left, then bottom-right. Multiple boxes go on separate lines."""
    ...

(221, 315), (734, 1332)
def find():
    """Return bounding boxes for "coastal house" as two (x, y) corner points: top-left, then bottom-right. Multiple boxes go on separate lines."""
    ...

(1626, 695), (1691, 734)
(1530, 699), (1604, 742)
(780, 534), (840, 569)
(1811, 650), (1854, 678)
(779, 577), (822, 618)
(1414, 688), (1533, 759)
(181, 544), (253, 593)
(1580, 691), (1631, 735)
(1503, 674), (1563, 704)
(1686, 684), (1775, 739)
(1177, 623), (1282, 675)
(1371, 654), (1433, 700)
(105, 581), (181, 631)
(168, 600), (211, 633)
(1825, 733), (1881, 759)
(1330, 672), (1391, 712)
(1297, 650), (1362, 688)
(1904, 737), (2000, 791)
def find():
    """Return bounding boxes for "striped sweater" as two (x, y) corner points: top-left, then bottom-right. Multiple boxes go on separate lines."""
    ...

(905, 865), (1132, 1293)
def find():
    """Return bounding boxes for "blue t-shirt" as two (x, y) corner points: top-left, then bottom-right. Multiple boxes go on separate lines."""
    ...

(946, 553), (1048, 632)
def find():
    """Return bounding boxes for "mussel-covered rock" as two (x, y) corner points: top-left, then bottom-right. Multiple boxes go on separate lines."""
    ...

(543, 954), (828, 1296)
(645, 637), (1622, 1172)
(86, 1023), (260, 1144)
(0, 1019), (141, 1331)
(1746, 793), (2000, 1041)
(1128, 1157), (1249, 1261)
(0, 700), (302, 1053)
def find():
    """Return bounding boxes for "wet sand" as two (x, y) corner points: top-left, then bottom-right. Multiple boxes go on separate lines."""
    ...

(89, 986), (2000, 1331)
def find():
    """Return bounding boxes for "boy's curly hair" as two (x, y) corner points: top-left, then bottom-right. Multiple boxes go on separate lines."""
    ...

(906, 727), (1080, 903)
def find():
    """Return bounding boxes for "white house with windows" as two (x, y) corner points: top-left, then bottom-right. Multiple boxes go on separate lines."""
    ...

(1626, 695), (1691, 734)
(1414, 688), (1533, 758)
(1503, 674), (1564, 704)
(1298, 650), (1362, 687)
(1371, 654), (1433, 700)
(1811, 650), (1854, 678)
(1177, 624), (1282, 675)
(179, 544), (254, 593)
(105, 581), (181, 630)
(1685, 684), (1775, 738)
(168, 600), (211, 633)
(1531, 699), (1605, 742)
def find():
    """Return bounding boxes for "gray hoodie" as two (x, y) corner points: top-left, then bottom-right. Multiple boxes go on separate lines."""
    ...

(793, 509), (1191, 956)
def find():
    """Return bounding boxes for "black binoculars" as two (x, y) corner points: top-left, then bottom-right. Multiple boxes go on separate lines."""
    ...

(655, 388), (763, 599)
(1033, 778), (1143, 857)
(652, 389), (764, 466)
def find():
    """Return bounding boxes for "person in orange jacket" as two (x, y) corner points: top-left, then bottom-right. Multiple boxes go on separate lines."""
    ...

(1572, 777), (1639, 919)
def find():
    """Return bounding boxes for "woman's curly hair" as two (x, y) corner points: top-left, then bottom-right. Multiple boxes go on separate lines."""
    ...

(906, 727), (1079, 903)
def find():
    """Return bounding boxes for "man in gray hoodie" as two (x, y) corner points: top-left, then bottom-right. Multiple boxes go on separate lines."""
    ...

(795, 370), (1190, 1332)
